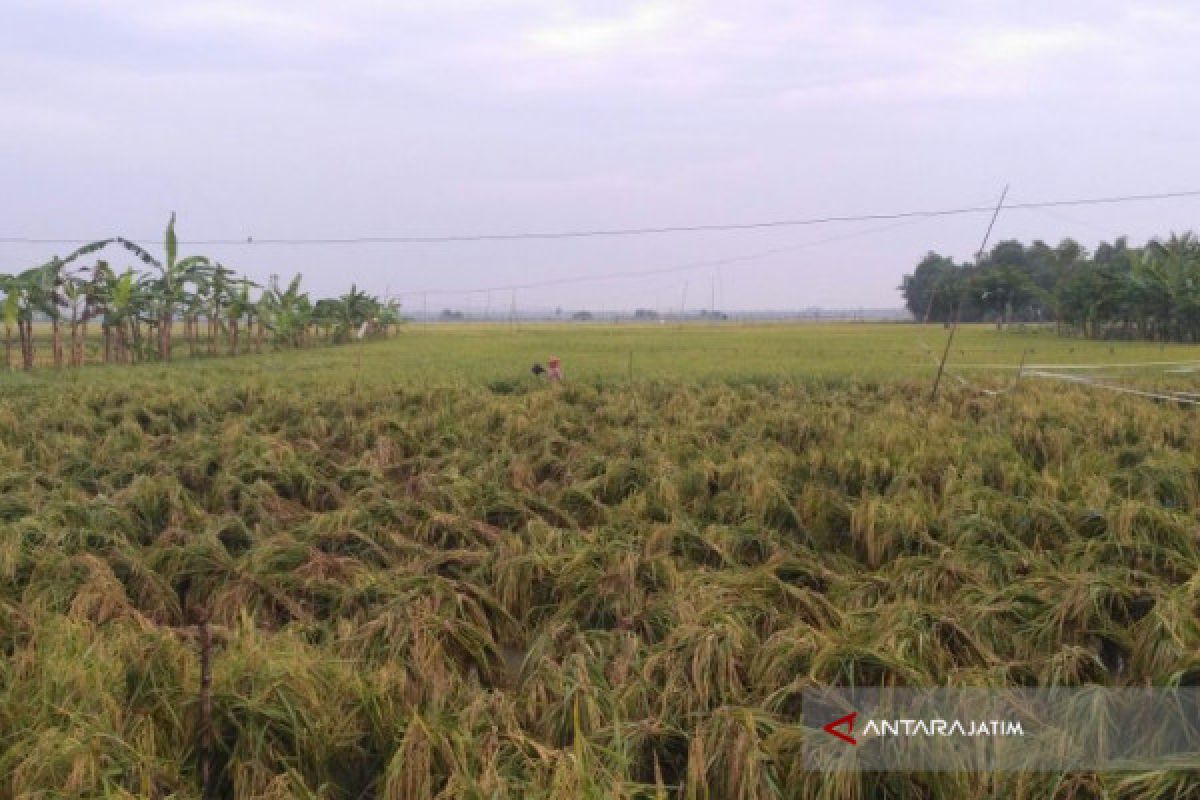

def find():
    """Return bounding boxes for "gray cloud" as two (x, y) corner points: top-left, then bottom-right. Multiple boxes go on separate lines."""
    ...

(2, 1), (1198, 309)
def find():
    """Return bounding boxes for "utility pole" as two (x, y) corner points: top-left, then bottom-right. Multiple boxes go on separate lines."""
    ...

(717, 266), (725, 315)
(930, 184), (1009, 402)
(383, 284), (391, 339)
(923, 281), (939, 324)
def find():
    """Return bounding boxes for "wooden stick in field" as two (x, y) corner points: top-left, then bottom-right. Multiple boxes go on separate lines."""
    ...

(196, 608), (216, 799)
(1013, 348), (1028, 390)
(930, 185), (1009, 402)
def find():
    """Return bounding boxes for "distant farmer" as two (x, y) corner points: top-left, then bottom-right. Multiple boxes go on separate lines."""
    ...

(530, 357), (563, 382)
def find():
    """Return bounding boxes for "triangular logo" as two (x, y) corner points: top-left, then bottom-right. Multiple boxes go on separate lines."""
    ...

(823, 711), (857, 745)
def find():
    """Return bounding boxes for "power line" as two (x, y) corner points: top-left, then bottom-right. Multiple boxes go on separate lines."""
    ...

(1029, 204), (1116, 237)
(2, 188), (1199, 247)
(385, 216), (924, 298)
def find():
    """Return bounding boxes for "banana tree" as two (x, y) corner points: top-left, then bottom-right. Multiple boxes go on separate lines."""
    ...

(0, 275), (20, 370)
(44, 260), (66, 368)
(10, 240), (115, 369)
(61, 270), (85, 367)
(3, 265), (49, 370)
(95, 267), (144, 364)
(327, 285), (380, 342)
(89, 261), (116, 362)
(115, 214), (210, 361)
(250, 293), (266, 354)
(13, 259), (65, 369)
(61, 263), (106, 367)
(376, 300), (403, 337)
(261, 274), (311, 348)
(310, 298), (336, 341)
(178, 283), (207, 358)
(197, 264), (235, 355)
(224, 278), (257, 356)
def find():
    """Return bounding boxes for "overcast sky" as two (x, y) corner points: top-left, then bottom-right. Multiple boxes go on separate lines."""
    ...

(3, 1), (1199, 310)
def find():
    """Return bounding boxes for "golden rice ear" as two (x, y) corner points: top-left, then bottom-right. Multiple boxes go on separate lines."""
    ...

(6, 329), (1200, 798)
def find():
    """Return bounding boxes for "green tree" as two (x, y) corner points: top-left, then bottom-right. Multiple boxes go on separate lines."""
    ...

(900, 252), (958, 322)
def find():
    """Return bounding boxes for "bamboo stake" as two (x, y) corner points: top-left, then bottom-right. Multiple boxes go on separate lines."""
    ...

(930, 185), (1009, 402)
(1013, 348), (1028, 390)
(196, 608), (216, 799)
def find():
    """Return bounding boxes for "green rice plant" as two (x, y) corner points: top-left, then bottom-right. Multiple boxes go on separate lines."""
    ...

(687, 707), (779, 800)
(1, 613), (192, 797)
(341, 574), (512, 699)
(643, 605), (758, 719)
(808, 636), (925, 688)
(1129, 585), (1200, 681)
(209, 620), (372, 797)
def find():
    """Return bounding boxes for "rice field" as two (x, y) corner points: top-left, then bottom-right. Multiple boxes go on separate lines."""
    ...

(2, 323), (1199, 798)
(12, 320), (1200, 388)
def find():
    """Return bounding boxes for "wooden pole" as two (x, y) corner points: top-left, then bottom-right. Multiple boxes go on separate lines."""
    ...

(197, 609), (215, 799)
(1013, 348), (1028, 390)
(930, 184), (1009, 402)
(923, 282), (939, 324)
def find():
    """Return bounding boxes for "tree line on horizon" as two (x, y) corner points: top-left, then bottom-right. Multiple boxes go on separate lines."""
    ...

(0, 215), (403, 370)
(900, 231), (1200, 341)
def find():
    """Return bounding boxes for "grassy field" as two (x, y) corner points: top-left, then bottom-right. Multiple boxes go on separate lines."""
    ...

(2, 323), (1199, 798)
(9, 321), (1200, 388)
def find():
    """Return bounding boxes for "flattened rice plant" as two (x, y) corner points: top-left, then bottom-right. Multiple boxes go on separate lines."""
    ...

(2, 357), (1200, 798)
